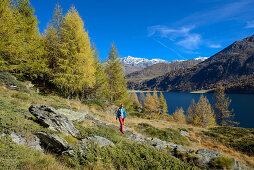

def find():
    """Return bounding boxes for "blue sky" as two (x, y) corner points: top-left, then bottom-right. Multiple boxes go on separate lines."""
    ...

(31, 0), (254, 62)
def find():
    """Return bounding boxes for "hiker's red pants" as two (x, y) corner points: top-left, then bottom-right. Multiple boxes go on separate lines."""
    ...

(119, 118), (125, 132)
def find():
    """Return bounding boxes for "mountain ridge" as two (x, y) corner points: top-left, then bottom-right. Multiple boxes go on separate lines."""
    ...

(128, 35), (254, 93)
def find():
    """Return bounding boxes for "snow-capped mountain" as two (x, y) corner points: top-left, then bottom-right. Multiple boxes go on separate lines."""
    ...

(194, 56), (209, 61)
(122, 56), (169, 68)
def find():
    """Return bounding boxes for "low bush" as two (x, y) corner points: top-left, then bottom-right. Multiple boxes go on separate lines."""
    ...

(210, 156), (233, 169)
(0, 137), (69, 170)
(136, 123), (190, 146)
(66, 140), (199, 170)
(204, 126), (254, 156)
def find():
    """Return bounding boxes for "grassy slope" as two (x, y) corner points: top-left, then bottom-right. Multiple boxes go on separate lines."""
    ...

(0, 74), (199, 169)
(204, 127), (254, 156)
(0, 72), (253, 169)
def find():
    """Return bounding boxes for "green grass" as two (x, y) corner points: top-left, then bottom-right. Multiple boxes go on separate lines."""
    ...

(135, 123), (191, 146)
(0, 71), (29, 93)
(0, 136), (70, 170)
(0, 75), (200, 169)
(69, 122), (199, 170)
(79, 140), (199, 170)
(204, 126), (254, 156)
(210, 156), (233, 169)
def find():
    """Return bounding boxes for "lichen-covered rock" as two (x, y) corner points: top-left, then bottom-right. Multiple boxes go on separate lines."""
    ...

(57, 108), (88, 122)
(36, 132), (70, 154)
(1, 132), (42, 151)
(196, 149), (222, 164)
(127, 133), (193, 153)
(180, 130), (190, 137)
(29, 105), (79, 137)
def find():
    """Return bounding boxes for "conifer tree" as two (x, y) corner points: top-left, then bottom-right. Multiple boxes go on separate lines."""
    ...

(144, 92), (157, 114)
(159, 92), (168, 114)
(186, 99), (196, 124)
(172, 107), (186, 123)
(152, 92), (160, 112)
(93, 45), (109, 101)
(139, 92), (145, 107)
(0, 0), (21, 71)
(44, 3), (63, 73)
(105, 43), (131, 108)
(131, 92), (140, 109)
(11, 0), (45, 78)
(53, 6), (96, 98)
(187, 95), (216, 127)
(213, 84), (238, 126)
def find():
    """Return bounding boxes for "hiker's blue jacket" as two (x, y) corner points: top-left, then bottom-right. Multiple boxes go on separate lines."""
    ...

(116, 108), (127, 118)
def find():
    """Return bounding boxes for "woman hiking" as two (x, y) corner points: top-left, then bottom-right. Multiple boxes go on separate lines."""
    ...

(116, 104), (127, 134)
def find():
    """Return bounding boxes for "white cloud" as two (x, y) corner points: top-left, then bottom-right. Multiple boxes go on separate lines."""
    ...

(245, 20), (254, 28)
(148, 25), (194, 39)
(177, 34), (201, 50)
(148, 25), (201, 50)
(208, 44), (222, 48)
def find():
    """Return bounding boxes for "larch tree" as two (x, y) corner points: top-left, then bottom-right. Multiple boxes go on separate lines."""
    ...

(11, 0), (45, 78)
(213, 84), (238, 126)
(44, 3), (64, 76)
(186, 99), (196, 124)
(54, 6), (96, 98)
(131, 92), (140, 109)
(152, 92), (160, 113)
(144, 92), (157, 114)
(139, 92), (145, 107)
(105, 43), (131, 108)
(172, 107), (186, 123)
(159, 92), (168, 114)
(187, 95), (216, 127)
(93, 45), (109, 101)
(0, 0), (18, 71)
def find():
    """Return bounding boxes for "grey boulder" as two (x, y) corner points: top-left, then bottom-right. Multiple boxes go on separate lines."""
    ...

(180, 130), (190, 137)
(196, 149), (222, 164)
(36, 132), (70, 154)
(0, 132), (42, 151)
(29, 105), (79, 137)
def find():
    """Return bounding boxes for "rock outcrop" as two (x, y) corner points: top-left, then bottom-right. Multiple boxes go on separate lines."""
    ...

(196, 149), (223, 164)
(180, 130), (190, 137)
(36, 132), (72, 154)
(57, 108), (88, 122)
(29, 105), (79, 137)
(0, 132), (42, 151)
(127, 133), (193, 153)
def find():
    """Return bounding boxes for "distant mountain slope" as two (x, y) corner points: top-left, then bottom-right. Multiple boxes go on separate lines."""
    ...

(130, 35), (254, 93)
(126, 59), (201, 83)
(122, 56), (169, 74)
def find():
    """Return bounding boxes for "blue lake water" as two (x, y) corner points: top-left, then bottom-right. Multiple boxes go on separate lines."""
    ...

(137, 92), (254, 128)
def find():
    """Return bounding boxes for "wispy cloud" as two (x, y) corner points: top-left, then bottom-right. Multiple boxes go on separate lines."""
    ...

(148, 25), (194, 39)
(245, 20), (254, 28)
(177, 33), (201, 50)
(148, 25), (202, 50)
